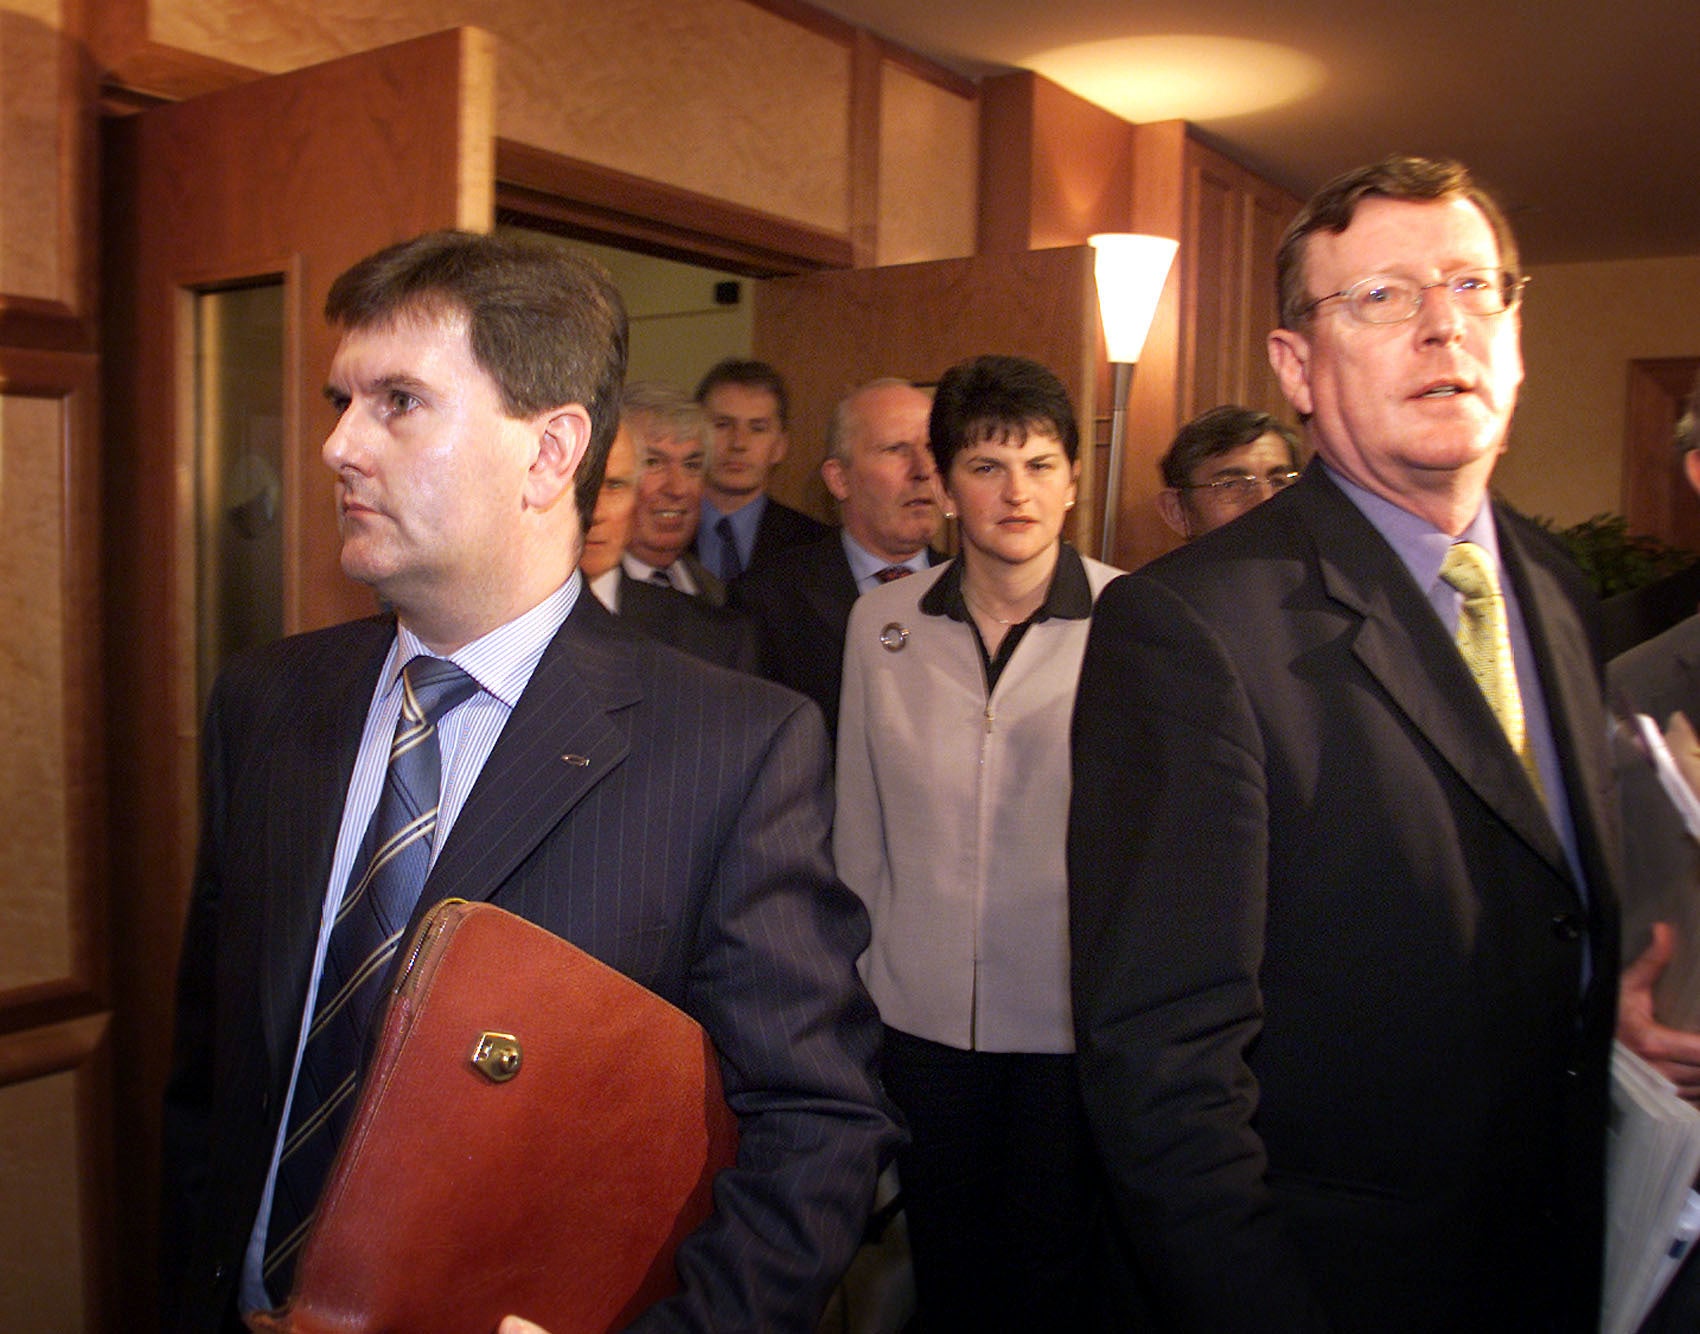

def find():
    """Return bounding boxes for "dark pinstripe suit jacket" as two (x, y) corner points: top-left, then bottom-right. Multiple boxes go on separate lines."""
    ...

(161, 590), (898, 1333)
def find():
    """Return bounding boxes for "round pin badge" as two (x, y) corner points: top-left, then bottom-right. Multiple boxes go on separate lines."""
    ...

(879, 622), (909, 652)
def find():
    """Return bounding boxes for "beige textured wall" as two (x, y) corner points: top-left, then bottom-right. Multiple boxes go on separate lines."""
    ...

(151, 0), (855, 236)
(877, 64), (977, 265)
(0, 0), (68, 301)
(571, 238), (754, 390)
(1502, 253), (1700, 525)
(0, 395), (73, 991)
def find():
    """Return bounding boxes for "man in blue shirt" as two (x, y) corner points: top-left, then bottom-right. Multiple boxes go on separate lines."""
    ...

(694, 357), (828, 581)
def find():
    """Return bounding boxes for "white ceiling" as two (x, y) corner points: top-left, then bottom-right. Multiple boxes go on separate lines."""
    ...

(812, 0), (1700, 266)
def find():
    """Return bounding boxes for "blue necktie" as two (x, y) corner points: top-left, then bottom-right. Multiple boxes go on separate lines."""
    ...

(715, 515), (743, 581)
(263, 655), (479, 1296)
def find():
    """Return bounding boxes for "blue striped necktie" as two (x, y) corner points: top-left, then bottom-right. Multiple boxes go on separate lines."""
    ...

(263, 655), (479, 1297)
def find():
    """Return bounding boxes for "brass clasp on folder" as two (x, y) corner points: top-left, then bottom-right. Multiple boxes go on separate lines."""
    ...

(470, 1032), (522, 1082)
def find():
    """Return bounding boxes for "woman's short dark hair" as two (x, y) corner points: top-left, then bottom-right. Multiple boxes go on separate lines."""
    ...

(325, 229), (629, 529)
(929, 355), (1079, 476)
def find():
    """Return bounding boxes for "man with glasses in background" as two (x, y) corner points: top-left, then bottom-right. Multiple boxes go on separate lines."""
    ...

(1156, 404), (1303, 539)
(1072, 156), (1623, 1332)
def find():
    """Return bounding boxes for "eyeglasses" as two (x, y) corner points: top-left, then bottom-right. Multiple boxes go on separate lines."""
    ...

(1297, 269), (1529, 325)
(1182, 470), (1301, 503)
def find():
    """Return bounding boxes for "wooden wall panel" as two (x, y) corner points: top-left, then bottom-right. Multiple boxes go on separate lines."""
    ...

(108, 0), (857, 239)
(977, 71), (1132, 254)
(1, 0), (93, 319)
(0, 394), (73, 990)
(0, 1015), (111, 1334)
(878, 60), (978, 266)
(0, 349), (102, 1020)
(0, 1065), (88, 1329)
(0, 3), (67, 301)
(754, 246), (1100, 548)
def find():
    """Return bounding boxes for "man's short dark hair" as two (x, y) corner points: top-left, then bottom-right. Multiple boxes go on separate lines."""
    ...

(694, 357), (789, 426)
(1275, 155), (1520, 330)
(1160, 405), (1302, 488)
(325, 229), (628, 529)
(928, 354), (1078, 477)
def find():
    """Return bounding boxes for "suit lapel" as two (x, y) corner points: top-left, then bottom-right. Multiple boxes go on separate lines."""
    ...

(802, 538), (858, 633)
(1498, 514), (1620, 903)
(1300, 477), (1573, 880)
(259, 620), (393, 1067)
(421, 593), (637, 911)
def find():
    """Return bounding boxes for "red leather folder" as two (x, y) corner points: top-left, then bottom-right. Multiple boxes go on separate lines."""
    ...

(247, 899), (739, 1334)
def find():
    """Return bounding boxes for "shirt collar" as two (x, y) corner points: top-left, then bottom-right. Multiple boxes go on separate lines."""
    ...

(842, 530), (931, 587)
(1323, 462), (1498, 598)
(387, 575), (580, 709)
(920, 541), (1093, 623)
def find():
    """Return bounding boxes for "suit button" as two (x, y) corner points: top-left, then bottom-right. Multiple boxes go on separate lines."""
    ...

(213, 1262), (227, 1283)
(1550, 913), (1583, 941)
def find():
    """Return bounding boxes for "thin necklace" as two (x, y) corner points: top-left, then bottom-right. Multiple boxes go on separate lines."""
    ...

(963, 585), (1039, 627)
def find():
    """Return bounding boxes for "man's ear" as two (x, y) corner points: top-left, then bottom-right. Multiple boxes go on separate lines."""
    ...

(771, 428), (789, 465)
(821, 455), (851, 503)
(1156, 488), (1192, 538)
(525, 404), (593, 512)
(1684, 448), (1700, 502)
(1267, 328), (1315, 419)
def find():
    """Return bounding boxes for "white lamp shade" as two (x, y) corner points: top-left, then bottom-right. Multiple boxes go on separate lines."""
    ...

(1090, 233), (1179, 364)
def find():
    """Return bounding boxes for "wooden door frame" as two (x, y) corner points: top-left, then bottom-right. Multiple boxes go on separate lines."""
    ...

(1624, 356), (1700, 552)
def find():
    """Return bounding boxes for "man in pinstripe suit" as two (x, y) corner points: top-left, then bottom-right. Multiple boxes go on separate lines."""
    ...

(160, 230), (898, 1334)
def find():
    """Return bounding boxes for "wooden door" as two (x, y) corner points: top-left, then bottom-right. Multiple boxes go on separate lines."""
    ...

(752, 247), (1104, 554)
(99, 29), (493, 1321)
(1624, 356), (1700, 553)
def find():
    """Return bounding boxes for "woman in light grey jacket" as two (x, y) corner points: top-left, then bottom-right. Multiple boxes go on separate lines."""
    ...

(835, 354), (1120, 1332)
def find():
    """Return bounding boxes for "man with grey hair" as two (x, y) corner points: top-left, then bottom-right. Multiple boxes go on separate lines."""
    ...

(582, 405), (757, 673)
(620, 382), (727, 603)
(733, 377), (942, 739)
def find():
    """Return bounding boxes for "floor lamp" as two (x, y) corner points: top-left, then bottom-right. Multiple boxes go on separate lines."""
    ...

(1090, 233), (1178, 564)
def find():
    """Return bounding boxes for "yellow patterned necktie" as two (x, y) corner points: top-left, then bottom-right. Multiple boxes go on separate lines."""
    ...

(1439, 541), (1544, 800)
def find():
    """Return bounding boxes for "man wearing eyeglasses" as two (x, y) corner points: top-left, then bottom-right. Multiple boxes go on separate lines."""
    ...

(1156, 404), (1303, 539)
(1072, 157), (1621, 1332)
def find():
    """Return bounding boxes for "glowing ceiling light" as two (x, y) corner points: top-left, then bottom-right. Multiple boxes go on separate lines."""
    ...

(1028, 35), (1325, 123)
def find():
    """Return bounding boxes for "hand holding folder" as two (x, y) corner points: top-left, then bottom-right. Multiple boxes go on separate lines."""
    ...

(248, 899), (740, 1334)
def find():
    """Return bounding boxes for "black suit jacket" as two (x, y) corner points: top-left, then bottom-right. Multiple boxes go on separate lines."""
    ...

(1069, 467), (1620, 1333)
(161, 591), (898, 1333)
(733, 534), (943, 739)
(618, 570), (759, 674)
